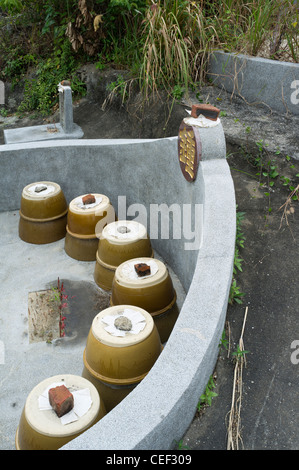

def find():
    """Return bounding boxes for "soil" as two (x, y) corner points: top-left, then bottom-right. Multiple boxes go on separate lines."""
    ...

(183, 145), (299, 450)
(28, 280), (110, 345)
(28, 289), (60, 343)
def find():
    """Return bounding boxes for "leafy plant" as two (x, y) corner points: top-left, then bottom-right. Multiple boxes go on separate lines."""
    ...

(232, 344), (250, 362)
(0, 0), (23, 13)
(106, 75), (129, 102)
(173, 439), (189, 450)
(219, 329), (229, 350)
(18, 40), (86, 116)
(171, 84), (185, 101)
(197, 375), (218, 412)
(229, 207), (245, 305)
(236, 210), (246, 248)
(229, 279), (245, 305)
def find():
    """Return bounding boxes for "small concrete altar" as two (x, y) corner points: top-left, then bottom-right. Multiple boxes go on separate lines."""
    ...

(3, 82), (84, 144)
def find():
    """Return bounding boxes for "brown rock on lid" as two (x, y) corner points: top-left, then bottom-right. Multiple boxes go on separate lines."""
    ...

(134, 263), (151, 277)
(82, 194), (96, 205)
(48, 385), (74, 418)
(191, 104), (220, 121)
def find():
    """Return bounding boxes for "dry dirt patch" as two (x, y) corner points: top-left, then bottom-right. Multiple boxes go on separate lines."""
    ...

(28, 289), (61, 343)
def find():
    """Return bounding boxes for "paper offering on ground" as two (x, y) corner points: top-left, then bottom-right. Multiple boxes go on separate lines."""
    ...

(101, 308), (146, 337)
(38, 382), (92, 425)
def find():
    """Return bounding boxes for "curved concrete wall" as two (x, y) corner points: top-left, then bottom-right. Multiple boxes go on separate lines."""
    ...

(0, 122), (235, 449)
(208, 51), (299, 115)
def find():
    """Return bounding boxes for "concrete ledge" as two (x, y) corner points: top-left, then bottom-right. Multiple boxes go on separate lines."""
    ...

(208, 51), (299, 115)
(0, 128), (235, 449)
(62, 158), (236, 450)
(3, 122), (84, 144)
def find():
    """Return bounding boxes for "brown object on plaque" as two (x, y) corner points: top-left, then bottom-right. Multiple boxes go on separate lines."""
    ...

(61, 80), (71, 87)
(134, 263), (151, 277)
(82, 194), (96, 205)
(191, 104), (220, 121)
(48, 385), (74, 418)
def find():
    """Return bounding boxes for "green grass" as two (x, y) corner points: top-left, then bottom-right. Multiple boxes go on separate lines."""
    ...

(0, 0), (298, 114)
(229, 207), (246, 305)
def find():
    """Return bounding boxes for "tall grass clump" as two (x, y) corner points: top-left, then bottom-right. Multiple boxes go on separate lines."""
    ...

(139, 1), (217, 98)
(203, 0), (299, 61)
(138, 0), (299, 100)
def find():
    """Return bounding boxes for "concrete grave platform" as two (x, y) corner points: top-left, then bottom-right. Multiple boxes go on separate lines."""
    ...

(3, 122), (84, 144)
(0, 122), (235, 449)
(3, 83), (83, 145)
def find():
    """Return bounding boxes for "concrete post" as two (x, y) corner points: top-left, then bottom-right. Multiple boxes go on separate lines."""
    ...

(59, 84), (73, 134)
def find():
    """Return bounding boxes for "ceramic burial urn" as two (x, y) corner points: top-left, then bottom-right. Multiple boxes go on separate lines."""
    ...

(82, 305), (162, 412)
(15, 374), (106, 450)
(94, 220), (153, 291)
(19, 182), (68, 244)
(110, 258), (179, 343)
(64, 193), (115, 261)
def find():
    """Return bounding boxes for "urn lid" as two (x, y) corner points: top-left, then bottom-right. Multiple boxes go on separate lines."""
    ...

(91, 305), (154, 348)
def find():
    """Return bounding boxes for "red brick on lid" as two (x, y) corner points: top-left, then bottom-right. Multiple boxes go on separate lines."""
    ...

(48, 385), (74, 418)
(82, 194), (96, 205)
(134, 263), (151, 277)
(191, 104), (220, 121)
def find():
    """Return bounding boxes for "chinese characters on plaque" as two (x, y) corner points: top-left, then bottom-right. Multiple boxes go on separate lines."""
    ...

(178, 122), (201, 182)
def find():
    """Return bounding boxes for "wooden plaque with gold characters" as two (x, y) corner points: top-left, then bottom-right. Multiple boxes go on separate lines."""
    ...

(178, 122), (201, 182)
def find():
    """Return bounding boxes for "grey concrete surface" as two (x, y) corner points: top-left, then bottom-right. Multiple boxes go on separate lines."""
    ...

(0, 128), (236, 450)
(59, 84), (74, 134)
(3, 122), (84, 144)
(0, 211), (186, 451)
(208, 51), (299, 116)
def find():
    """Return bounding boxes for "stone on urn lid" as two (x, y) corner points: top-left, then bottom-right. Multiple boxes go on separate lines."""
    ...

(82, 194), (96, 205)
(34, 185), (48, 193)
(134, 263), (151, 277)
(48, 385), (74, 418)
(114, 316), (133, 331)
